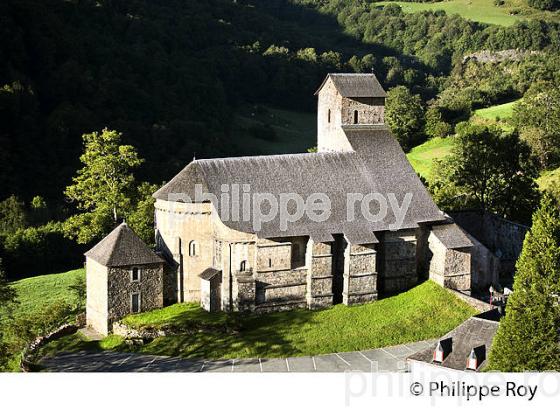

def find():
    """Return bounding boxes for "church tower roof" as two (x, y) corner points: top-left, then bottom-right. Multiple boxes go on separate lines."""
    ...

(314, 73), (387, 98)
(85, 222), (162, 267)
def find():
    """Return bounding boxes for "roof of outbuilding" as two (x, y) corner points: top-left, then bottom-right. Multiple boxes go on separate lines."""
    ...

(431, 223), (473, 249)
(407, 313), (500, 371)
(153, 127), (445, 241)
(85, 222), (163, 267)
(199, 267), (222, 281)
(314, 73), (387, 98)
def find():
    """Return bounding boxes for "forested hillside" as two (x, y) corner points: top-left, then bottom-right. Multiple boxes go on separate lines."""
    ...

(2, 0), (560, 279)
(2, 0), (560, 202)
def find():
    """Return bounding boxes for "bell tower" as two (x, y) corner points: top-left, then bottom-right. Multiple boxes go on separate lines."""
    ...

(315, 73), (387, 152)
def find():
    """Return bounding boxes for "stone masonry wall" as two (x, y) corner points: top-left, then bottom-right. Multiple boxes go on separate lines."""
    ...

(341, 97), (385, 125)
(343, 243), (378, 305)
(427, 232), (471, 292)
(379, 229), (418, 294)
(449, 210), (528, 275)
(107, 263), (164, 329)
(306, 241), (334, 309)
(317, 77), (352, 152)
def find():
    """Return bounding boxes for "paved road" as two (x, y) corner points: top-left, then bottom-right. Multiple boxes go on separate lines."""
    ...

(39, 339), (435, 372)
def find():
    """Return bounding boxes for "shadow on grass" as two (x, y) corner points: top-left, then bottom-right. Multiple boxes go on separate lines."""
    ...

(138, 308), (319, 359)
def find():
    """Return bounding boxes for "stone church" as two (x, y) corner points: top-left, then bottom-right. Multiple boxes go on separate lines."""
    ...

(86, 73), (478, 335)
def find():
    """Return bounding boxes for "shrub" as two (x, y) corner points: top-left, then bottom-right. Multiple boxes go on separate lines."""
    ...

(0, 222), (84, 279)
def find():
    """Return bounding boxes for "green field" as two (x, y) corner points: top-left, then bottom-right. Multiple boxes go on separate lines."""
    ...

(0, 268), (84, 371)
(376, 0), (522, 26)
(233, 106), (316, 155)
(7, 268), (84, 320)
(474, 100), (519, 121)
(39, 280), (476, 361)
(407, 136), (455, 181)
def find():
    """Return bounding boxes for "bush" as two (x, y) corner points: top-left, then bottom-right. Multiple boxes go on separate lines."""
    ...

(0, 222), (84, 279)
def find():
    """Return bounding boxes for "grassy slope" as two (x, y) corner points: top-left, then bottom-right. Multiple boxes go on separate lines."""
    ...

(474, 100), (519, 121)
(0, 268), (84, 371)
(406, 137), (455, 181)
(376, 0), (522, 26)
(40, 281), (476, 360)
(8, 268), (85, 320)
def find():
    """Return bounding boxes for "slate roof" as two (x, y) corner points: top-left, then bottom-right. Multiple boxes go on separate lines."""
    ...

(314, 73), (387, 98)
(199, 267), (222, 281)
(153, 127), (446, 242)
(407, 312), (500, 371)
(85, 222), (163, 267)
(431, 223), (473, 249)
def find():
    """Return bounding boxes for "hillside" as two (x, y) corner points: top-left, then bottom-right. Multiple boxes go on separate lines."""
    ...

(2, 0), (560, 204)
(376, 0), (521, 26)
(0, 268), (84, 371)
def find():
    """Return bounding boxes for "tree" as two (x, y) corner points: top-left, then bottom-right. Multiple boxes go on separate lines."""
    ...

(424, 106), (452, 139)
(431, 123), (540, 223)
(64, 129), (143, 243)
(488, 194), (560, 371)
(528, 0), (560, 11)
(0, 195), (27, 234)
(385, 86), (425, 151)
(514, 83), (560, 169)
(127, 182), (161, 247)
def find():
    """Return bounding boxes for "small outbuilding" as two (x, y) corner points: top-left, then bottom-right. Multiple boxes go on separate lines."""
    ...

(85, 222), (165, 335)
(199, 267), (222, 312)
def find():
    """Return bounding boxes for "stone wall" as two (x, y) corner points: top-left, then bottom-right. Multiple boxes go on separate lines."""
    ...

(317, 77), (353, 152)
(449, 210), (528, 275)
(233, 273), (256, 312)
(341, 97), (384, 125)
(154, 200), (214, 303)
(379, 229), (418, 294)
(465, 232), (499, 290)
(343, 243), (378, 305)
(306, 240), (334, 309)
(86, 257), (109, 335)
(106, 263), (164, 330)
(427, 231), (471, 292)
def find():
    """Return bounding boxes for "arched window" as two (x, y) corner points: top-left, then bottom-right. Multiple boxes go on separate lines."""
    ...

(189, 240), (197, 257)
(353, 110), (359, 124)
(240, 260), (247, 272)
(327, 109), (331, 123)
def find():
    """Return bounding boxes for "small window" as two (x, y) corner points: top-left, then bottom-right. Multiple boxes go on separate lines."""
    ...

(131, 267), (140, 282)
(353, 110), (358, 124)
(327, 109), (331, 123)
(268, 258), (272, 268)
(189, 240), (197, 257)
(240, 260), (247, 272)
(131, 293), (140, 313)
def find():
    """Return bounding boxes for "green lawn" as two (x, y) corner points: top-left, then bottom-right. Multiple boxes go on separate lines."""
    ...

(232, 105), (316, 155)
(39, 280), (476, 360)
(407, 137), (455, 181)
(474, 100), (519, 121)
